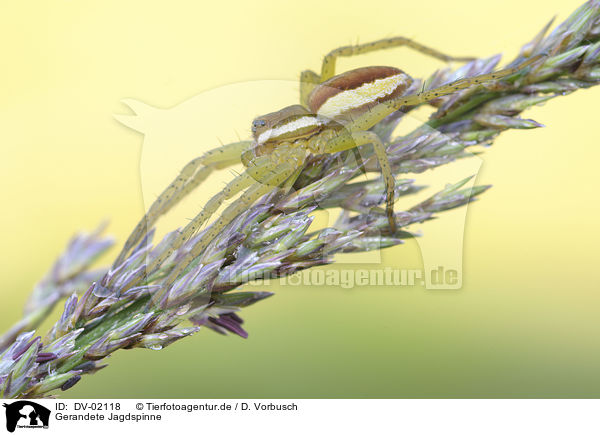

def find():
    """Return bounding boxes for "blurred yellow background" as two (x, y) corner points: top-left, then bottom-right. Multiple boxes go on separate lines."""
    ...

(1, 0), (598, 398)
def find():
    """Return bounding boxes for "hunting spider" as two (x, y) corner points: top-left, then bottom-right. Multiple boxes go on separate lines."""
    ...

(115, 37), (543, 289)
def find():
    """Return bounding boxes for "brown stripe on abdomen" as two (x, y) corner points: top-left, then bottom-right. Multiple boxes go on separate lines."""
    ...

(308, 66), (412, 120)
(308, 66), (412, 113)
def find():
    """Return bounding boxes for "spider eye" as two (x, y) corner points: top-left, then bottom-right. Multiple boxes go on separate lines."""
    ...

(252, 119), (267, 133)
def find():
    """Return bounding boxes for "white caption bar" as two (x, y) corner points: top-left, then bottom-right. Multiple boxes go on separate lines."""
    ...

(1, 399), (598, 434)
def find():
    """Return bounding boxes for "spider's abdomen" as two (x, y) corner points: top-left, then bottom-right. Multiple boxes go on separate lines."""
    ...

(308, 66), (412, 122)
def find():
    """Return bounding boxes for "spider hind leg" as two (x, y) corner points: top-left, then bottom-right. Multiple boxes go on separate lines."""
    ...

(300, 36), (476, 106)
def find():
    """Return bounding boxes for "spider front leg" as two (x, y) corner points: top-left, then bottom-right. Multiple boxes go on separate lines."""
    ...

(300, 36), (476, 106)
(114, 140), (252, 265)
(143, 156), (281, 278)
(159, 162), (297, 290)
(322, 130), (397, 233)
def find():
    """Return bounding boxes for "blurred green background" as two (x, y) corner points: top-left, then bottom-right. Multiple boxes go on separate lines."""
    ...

(0, 0), (598, 398)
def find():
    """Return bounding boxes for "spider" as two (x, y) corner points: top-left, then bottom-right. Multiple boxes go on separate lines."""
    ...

(114, 37), (543, 292)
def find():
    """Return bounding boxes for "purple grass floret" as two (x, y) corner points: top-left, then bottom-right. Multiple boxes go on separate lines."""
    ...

(35, 353), (58, 364)
(207, 314), (249, 339)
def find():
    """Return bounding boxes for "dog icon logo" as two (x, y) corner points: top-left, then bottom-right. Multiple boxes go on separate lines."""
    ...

(3, 401), (50, 432)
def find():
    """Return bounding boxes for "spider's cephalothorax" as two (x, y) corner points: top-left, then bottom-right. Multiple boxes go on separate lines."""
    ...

(243, 104), (325, 169)
(115, 36), (544, 286)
